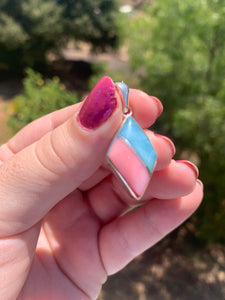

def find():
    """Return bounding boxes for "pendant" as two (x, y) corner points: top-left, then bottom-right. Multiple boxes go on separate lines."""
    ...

(107, 82), (157, 200)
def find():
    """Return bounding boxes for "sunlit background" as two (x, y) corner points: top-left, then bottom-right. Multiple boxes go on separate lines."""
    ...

(0, 0), (225, 299)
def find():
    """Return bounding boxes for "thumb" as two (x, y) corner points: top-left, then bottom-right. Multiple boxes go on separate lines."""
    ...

(0, 77), (122, 236)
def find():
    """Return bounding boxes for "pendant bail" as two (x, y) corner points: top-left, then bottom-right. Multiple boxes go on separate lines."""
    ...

(115, 81), (131, 117)
(107, 81), (158, 200)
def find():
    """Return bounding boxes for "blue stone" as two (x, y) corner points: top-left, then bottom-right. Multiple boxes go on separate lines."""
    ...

(117, 117), (157, 173)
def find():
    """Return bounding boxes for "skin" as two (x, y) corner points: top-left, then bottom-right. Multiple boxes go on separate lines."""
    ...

(0, 88), (203, 300)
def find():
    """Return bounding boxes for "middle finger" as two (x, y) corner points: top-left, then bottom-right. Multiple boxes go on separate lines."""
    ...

(86, 159), (199, 223)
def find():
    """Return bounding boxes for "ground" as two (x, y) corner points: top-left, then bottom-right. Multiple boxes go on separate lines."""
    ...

(99, 232), (225, 300)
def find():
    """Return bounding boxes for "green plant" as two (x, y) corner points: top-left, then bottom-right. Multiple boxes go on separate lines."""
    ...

(173, 95), (225, 243)
(88, 61), (139, 92)
(0, 0), (119, 71)
(126, 0), (225, 243)
(8, 69), (79, 132)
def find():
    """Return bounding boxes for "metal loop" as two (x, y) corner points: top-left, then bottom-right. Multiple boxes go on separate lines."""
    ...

(115, 81), (129, 109)
(122, 106), (132, 118)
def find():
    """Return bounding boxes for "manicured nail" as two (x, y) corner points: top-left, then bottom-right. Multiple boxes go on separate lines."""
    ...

(151, 96), (163, 117)
(77, 76), (117, 129)
(177, 160), (199, 178)
(197, 179), (204, 190)
(154, 134), (176, 156)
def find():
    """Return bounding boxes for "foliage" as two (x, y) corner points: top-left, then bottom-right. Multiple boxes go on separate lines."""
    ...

(58, 0), (119, 49)
(87, 9), (139, 88)
(0, 0), (119, 71)
(127, 0), (225, 243)
(8, 69), (79, 132)
(173, 96), (225, 243)
(88, 61), (139, 92)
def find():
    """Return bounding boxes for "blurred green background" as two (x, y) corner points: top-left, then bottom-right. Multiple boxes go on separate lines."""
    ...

(0, 0), (225, 299)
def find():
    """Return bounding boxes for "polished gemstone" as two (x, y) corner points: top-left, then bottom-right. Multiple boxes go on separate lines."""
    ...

(107, 117), (157, 200)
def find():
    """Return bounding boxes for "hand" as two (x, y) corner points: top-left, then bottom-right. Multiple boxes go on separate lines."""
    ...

(0, 77), (203, 300)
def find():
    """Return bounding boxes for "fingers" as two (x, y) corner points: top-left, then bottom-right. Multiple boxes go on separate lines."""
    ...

(0, 103), (82, 162)
(144, 132), (176, 171)
(144, 159), (199, 200)
(0, 77), (123, 236)
(99, 181), (203, 275)
(79, 132), (175, 191)
(0, 86), (163, 162)
(128, 89), (163, 128)
(40, 191), (106, 299)
(87, 159), (199, 223)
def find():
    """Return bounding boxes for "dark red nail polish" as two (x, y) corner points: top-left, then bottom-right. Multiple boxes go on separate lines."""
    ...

(77, 76), (117, 129)
(197, 179), (204, 190)
(154, 133), (176, 156)
(151, 96), (163, 117)
(177, 160), (199, 178)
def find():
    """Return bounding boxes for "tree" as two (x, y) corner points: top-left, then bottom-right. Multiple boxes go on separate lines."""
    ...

(58, 0), (119, 49)
(127, 0), (225, 243)
(8, 68), (79, 132)
(0, 0), (119, 72)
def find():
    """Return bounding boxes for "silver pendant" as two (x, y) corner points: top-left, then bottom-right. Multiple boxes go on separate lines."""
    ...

(107, 82), (157, 200)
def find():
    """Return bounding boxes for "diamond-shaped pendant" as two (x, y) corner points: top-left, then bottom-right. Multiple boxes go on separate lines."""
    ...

(107, 99), (157, 200)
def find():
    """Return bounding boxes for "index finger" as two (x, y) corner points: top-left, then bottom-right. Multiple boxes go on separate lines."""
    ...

(0, 88), (163, 161)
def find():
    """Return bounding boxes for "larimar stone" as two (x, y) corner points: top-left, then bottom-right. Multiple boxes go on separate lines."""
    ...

(107, 116), (157, 200)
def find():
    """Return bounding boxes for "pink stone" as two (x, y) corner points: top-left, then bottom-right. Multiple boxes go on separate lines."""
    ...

(108, 137), (150, 197)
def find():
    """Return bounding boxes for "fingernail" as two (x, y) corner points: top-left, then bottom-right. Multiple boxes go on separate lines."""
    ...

(77, 76), (117, 129)
(154, 134), (176, 156)
(177, 160), (199, 178)
(151, 96), (163, 117)
(197, 179), (204, 190)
